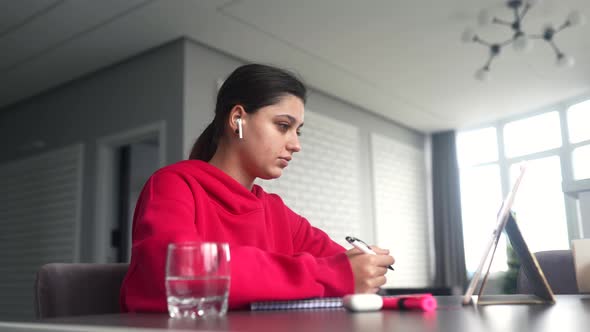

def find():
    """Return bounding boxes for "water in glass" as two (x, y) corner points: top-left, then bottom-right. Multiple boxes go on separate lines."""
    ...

(166, 275), (230, 318)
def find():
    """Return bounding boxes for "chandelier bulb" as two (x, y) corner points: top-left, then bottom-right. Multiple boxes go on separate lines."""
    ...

(461, 27), (476, 43)
(475, 67), (490, 81)
(557, 54), (575, 68)
(567, 11), (586, 27)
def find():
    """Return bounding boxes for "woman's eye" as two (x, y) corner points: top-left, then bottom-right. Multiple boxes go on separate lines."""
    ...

(278, 123), (290, 131)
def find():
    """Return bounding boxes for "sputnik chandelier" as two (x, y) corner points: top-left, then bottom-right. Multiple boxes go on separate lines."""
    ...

(461, 0), (585, 80)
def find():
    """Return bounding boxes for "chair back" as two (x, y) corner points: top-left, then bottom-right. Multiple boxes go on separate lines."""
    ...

(34, 263), (129, 318)
(517, 250), (578, 294)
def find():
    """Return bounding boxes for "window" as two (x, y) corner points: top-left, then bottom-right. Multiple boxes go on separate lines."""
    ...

(456, 127), (498, 167)
(503, 112), (562, 158)
(457, 127), (508, 273)
(567, 99), (590, 180)
(457, 104), (581, 277)
(459, 164), (505, 272)
(572, 145), (590, 180)
(567, 100), (590, 144)
(456, 127), (508, 273)
(509, 157), (569, 253)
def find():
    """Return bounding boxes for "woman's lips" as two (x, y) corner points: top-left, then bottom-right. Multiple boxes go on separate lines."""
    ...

(278, 157), (290, 167)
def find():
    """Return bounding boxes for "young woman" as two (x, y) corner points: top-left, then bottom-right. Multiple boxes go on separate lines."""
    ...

(120, 64), (395, 312)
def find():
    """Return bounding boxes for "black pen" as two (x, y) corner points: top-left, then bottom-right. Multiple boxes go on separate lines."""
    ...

(346, 236), (394, 271)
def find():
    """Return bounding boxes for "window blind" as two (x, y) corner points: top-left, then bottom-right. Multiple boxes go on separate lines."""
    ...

(0, 144), (83, 319)
(371, 133), (430, 288)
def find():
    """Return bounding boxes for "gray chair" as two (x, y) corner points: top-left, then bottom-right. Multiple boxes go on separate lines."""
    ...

(34, 263), (129, 318)
(517, 250), (579, 294)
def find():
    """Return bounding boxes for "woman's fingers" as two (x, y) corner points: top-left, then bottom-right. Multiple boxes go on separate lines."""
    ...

(370, 246), (390, 255)
(345, 247), (364, 257)
(348, 252), (394, 293)
(375, 253), (395, 267)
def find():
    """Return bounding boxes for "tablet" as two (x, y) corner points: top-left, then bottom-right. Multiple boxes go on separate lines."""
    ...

(462, 165), (555, 305)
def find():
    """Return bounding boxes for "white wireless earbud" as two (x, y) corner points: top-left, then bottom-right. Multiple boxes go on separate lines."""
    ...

(236, 118), (243, 139)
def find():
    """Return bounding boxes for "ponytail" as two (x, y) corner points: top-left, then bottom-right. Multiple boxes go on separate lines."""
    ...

(189, 121), (218, 161)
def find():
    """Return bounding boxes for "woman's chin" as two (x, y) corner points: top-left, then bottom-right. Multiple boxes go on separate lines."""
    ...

(259, 168), (283, 180)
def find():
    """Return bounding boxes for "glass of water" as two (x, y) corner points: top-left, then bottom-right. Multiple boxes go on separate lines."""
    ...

(166, 242), (231, 319)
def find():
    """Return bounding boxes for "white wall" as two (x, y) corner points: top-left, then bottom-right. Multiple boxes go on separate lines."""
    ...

(183, 40), (243, 159)
(305, 89), (425, 245)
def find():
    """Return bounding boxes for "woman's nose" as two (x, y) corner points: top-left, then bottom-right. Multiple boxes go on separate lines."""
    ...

(288, 134), (301, 153)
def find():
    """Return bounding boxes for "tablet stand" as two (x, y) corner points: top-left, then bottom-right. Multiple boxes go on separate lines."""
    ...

(469, 213), (555, 305)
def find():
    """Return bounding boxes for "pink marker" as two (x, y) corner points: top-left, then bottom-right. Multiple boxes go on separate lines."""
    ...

(382, 294), (437, 311)
(343, 294), (437, 312)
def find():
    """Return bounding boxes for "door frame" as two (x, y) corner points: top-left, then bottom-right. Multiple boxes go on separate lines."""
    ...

(94, 121), (166, 262)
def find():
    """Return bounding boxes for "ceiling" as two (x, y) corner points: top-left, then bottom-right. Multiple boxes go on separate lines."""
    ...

(1, 0), (589, 132)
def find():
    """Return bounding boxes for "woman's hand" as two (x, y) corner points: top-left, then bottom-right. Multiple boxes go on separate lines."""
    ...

(346, 246), (395, 293)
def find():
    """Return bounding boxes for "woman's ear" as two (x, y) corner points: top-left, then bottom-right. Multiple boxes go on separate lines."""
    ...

(229, 105), (246, 137)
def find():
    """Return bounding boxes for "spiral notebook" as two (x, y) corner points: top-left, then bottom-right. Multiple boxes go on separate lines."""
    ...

(250, 297), (344, 311)
(250, 294), (433, 311)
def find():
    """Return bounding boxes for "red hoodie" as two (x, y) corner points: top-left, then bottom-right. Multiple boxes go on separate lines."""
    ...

(120, 160), (354, 312)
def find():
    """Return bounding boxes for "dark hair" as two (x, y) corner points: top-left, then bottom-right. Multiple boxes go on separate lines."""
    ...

(189, 64), (307, 161)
